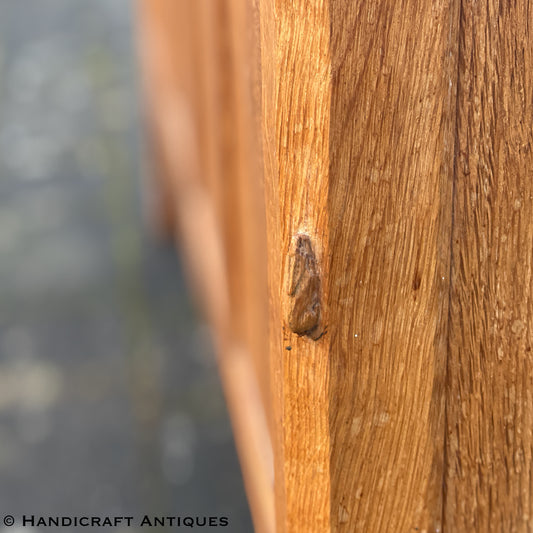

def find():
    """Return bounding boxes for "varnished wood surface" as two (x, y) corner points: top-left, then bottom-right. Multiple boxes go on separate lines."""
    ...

(138, 0), (533, 530)
(261, 0), (459, 530)
(445, 2), (533, 531)
(326, 1), (460, 530)
(262, 1), (333, 531)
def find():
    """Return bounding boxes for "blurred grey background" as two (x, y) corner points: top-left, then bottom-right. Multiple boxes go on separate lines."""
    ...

(0, 1), (252, 531)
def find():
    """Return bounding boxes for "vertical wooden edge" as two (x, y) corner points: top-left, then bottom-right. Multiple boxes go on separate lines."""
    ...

(277, 0), (333, 531)
(133, 0), (177, 240)
(135, 2), (275, 532)
(215, 340), (275, 533)
(258, 0), (287, 531)
(225, 0), (273, 434)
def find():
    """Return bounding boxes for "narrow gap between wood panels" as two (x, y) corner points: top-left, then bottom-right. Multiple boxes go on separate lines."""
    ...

(441, 0), (463, 530)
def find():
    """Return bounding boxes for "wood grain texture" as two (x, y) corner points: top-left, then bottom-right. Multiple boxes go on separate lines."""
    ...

(261, 0), (459, 530)
(327, 1), (459, 530)
(264, 1), (333, 531)
(140, 0), (533, 529)
(445, 2), (533, 531)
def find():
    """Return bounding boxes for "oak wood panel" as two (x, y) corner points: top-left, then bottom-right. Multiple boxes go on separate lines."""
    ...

(258, 0), (286, 530)
(261, 0), (459, 530)
(139, 0), (533, 530)
(445, 2), (533, 531)
(261, 1), (332, 531)
(327, 1), (460, 531)
(225, 0), (272, 430)
(136, 2), (274, 532)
